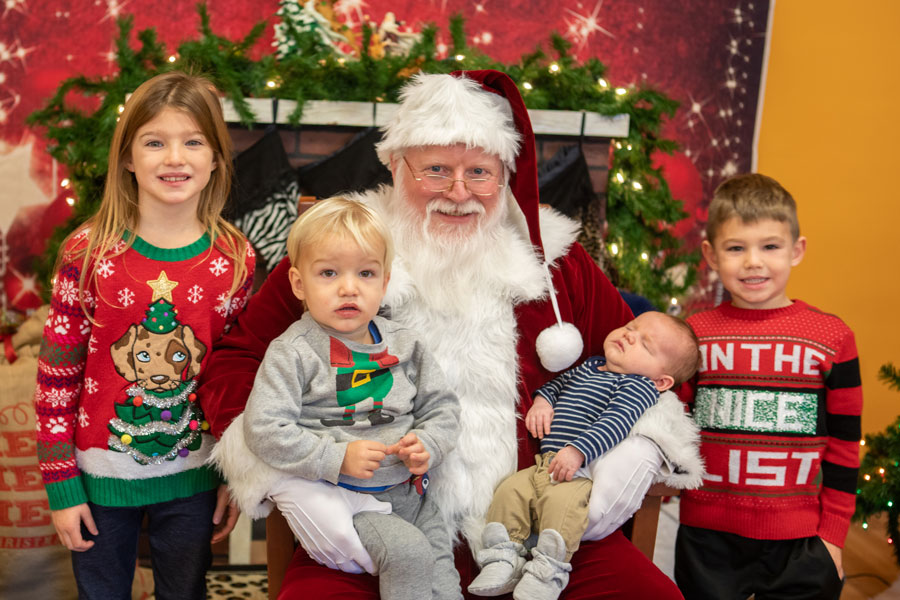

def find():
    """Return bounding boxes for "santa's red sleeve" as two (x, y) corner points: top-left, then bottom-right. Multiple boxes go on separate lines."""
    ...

(201, 256), (302, 438)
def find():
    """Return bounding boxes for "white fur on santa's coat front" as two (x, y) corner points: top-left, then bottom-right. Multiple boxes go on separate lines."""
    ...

(371, 188), (553, 550)
(209, 412), (279, 519)
(630, 391), (705, 490)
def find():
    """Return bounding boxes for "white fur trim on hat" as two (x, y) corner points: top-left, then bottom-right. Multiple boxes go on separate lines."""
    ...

(375, 73), (522, 169)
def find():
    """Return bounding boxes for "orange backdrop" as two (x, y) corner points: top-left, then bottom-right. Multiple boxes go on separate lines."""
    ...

(757, 0), (900, 436)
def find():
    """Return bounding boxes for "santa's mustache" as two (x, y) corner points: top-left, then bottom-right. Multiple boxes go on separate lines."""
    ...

(425, 198), (486, 218)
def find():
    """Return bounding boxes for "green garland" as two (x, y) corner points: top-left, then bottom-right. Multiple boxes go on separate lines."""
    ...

(27, 3), (698, 309)
(855, 363), (900, 566)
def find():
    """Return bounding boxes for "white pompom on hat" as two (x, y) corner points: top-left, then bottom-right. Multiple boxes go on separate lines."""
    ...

(377, 70), (584, 372)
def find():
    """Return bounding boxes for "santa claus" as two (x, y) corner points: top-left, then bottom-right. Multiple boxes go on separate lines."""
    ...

(203, 70), (700, 599)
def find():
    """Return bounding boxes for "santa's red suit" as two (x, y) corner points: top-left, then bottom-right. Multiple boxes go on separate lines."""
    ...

(202, 71), (693, 599)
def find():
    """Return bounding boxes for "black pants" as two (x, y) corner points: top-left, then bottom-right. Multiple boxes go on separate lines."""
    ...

(674, 524), (843, 600)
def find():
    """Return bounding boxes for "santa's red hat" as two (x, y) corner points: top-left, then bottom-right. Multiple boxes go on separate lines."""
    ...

(376, 70), (583, 371)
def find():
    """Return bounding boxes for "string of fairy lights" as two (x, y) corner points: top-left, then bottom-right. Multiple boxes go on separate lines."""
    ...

(855, 364), (900, 565)
(31, 4), (696, 311)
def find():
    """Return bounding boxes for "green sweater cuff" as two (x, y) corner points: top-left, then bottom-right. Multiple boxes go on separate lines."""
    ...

(45, 476), (89, 510)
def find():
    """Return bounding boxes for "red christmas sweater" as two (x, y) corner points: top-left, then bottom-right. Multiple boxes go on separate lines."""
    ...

(35, 231), (254, 510)
(679, 300), (862, 547)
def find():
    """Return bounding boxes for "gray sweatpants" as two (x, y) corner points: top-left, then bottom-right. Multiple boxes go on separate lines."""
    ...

(353, 481), (462, 600)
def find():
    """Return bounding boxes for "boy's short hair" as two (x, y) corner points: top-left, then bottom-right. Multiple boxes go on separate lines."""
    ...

(286, 197), (395, 272)
(662, 314), (702, 385)
(706, 173), (800, 243)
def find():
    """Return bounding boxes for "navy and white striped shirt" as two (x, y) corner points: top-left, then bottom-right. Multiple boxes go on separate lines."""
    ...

(535, 356), (659, 464)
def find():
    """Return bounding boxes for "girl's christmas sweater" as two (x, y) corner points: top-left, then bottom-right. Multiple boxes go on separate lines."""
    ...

(679, 300), (862, 547)
(35, 232), (254, 510)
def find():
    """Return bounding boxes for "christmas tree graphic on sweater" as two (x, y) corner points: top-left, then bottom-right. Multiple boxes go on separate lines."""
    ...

(107, 272), (208, 465)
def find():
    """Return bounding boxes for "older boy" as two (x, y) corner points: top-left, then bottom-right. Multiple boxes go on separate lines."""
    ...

(470, 311), (701, 600)
(212, 197), (462, 600)
(675, 173), (862, 600)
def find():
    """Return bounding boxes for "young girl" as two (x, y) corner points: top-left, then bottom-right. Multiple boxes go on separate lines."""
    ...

(35, 71), (254, 599)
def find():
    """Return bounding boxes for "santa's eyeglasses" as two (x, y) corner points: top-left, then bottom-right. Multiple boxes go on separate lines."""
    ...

(402, 156), (500, 197)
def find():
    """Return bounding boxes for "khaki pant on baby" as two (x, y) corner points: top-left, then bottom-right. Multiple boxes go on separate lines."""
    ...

(486, 452), (592, 561)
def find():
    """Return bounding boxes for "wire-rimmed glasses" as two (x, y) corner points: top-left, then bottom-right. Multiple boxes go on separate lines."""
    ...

(402, 156), (500, 197)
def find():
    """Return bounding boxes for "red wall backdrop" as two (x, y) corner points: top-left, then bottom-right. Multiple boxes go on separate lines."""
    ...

(0, 0), (770, 316)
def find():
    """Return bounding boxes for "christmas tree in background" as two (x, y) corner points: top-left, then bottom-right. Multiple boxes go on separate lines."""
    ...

(107, 297), (205, 465)
(855, 362), (900, 565)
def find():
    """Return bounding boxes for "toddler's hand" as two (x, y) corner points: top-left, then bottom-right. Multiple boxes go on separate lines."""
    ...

(386, 432), (430, 475)
(548, 446), (584, 482)
(526, 395), (554, 439)
(341, 440), (388, 479)
(52, 503), (98, 552)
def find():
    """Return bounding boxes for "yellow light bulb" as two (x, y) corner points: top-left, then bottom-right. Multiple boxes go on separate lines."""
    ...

(615, 172), (625, 184)
(632, 181), (643, 191)
(640, 252), (649, 261)
(598, 78), (608, 88)
(167, 55), (177, 63)
(610, 243), (619, 256)
(615, 87), (627, 96)
(523, 82), (533, 90)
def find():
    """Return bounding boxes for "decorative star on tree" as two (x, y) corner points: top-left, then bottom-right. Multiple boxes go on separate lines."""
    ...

(146, 270), (178, 302)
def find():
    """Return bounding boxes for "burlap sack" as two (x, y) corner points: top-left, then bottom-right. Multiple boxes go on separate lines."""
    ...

(0, 305), (77, 599)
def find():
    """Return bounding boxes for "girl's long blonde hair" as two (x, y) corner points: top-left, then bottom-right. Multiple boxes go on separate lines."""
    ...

(57, 70), (248, 316)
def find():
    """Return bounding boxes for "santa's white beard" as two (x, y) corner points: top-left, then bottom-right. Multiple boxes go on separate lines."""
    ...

(383, 186), (527, 316)
(374, 183), (547, 549)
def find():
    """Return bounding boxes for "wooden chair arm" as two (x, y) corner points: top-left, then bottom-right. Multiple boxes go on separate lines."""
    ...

(266, 510), (295, 600)
(627, 483), (679, 561)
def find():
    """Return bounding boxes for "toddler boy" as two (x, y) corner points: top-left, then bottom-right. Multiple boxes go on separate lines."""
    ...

(213, 197), (462, 600)
(675, 173), (862, 600)
(469, 310), (701, 600)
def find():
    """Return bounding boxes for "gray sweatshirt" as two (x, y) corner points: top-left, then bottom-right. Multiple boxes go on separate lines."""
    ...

(243, 312), (460, 490)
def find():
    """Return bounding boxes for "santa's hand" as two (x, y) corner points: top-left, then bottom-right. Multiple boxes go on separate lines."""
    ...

(211, 484), (240, 544)
(341, 440), (387, 479)
(548, 446), (584, 482)
(387, 432), (430, 475)
(526, 395), (554, 439)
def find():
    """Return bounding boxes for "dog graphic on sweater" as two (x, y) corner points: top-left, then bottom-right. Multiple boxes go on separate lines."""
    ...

(111, 321), (206, 392)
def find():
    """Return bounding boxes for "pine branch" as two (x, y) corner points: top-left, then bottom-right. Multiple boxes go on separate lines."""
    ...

(880, 363), (900, 391)
(27, 6), (696, 310)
